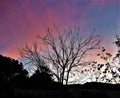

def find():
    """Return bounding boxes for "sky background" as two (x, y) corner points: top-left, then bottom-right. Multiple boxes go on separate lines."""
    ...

(0, 0), (120, 63)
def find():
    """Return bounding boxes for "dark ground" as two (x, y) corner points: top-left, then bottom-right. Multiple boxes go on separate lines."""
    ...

(1, 82), (120, 98)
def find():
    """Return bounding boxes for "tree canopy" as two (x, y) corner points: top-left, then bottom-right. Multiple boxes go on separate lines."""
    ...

(0, 55), (26, 81)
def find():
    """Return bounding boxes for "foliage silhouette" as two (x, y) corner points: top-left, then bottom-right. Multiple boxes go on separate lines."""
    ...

(10, 69), (28, 88)
(29, 69), (54, 89)
(0, 55), (28, 96)
(90, 34), (120, 83)
(0, 55), (27, 84)
(0, 54), (56, 90)
(77, 34), (120, 84)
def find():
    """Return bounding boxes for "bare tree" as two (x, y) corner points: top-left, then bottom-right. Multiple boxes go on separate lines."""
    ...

(19, 42), (51, 75)
(37, 26), (100, 85)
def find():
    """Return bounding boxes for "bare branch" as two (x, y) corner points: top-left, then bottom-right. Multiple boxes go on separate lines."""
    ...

(37, 26), (100, 84)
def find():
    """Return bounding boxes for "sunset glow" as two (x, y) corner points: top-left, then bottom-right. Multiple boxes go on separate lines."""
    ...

(0, 0), (119, 62)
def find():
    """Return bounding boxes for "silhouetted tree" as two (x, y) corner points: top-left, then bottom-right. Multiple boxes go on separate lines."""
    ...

(0, 55), (27, 81)
(0, 54), (29, 89)
(19, 26), (100, 85)
(36, 26), (100, 85)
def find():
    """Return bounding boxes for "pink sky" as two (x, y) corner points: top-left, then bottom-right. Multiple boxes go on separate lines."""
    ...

(0, 0), (119, 62)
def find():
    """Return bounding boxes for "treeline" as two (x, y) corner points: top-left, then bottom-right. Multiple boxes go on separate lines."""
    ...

(0, 54), (120, 90)
(1, 54), (120, 98)
(0, 55), (62, 90)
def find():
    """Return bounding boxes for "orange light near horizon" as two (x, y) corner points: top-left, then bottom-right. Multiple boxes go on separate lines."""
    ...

(3, 50), (20, 60)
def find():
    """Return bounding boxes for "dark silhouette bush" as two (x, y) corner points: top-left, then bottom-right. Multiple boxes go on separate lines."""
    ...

(29, 69), (54, 89)
(10, 70), (28, 88)
(0, 55), (28, 89)
(0, 55), (25, 80)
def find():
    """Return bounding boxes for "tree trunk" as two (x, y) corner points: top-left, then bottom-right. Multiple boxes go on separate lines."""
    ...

(61, 66), (65, 84)
(66, 70), (70, 85)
